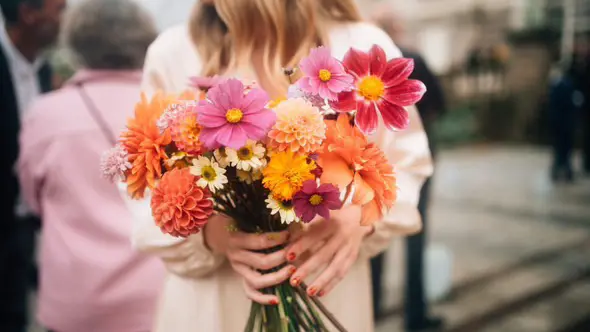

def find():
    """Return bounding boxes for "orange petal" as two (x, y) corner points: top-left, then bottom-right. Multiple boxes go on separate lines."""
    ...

(318, 153), (354, 189)
(361, 201), (382, 226)
(352, 173), (375, 206)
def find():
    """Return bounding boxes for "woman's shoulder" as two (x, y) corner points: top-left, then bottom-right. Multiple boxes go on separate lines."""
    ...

(328, 21), (402, 60)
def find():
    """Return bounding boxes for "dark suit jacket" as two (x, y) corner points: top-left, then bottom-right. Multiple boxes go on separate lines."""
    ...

(0, 44), (52, 221)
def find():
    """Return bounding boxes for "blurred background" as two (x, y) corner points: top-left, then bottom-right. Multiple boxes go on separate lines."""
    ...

(3, 0), (590, 331)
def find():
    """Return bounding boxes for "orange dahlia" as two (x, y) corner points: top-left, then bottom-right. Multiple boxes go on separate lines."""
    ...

(318, 114), (397, 225)
(151, 168), (213, 237)
(122, 92), (176, 199)
(267, 98), (326, 154)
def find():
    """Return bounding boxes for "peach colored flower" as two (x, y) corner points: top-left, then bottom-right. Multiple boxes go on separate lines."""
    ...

(267, 98), (326, 154)
(122, 93), (175, 199)
(151, 168), (214, 237)
(317, 114), (396, 225)
(169, 104), (203, 155)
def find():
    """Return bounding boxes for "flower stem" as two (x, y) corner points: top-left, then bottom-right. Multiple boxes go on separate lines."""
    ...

(300, 283), (348, 332)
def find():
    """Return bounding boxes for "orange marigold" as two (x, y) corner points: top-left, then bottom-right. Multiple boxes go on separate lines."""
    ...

(267, 98), (326, 154)
(151, 168), (213, 237)
(122, 92), (177, 199)
(318, 114), (396, 225)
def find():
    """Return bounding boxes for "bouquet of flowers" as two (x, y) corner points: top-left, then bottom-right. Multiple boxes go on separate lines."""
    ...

(102, 45), (425, 332)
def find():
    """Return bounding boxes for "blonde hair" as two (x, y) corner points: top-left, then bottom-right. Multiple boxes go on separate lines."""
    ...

(189, 0), (362, 96)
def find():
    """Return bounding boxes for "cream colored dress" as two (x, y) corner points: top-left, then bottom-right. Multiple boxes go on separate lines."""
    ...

(123, 22), (433, 332)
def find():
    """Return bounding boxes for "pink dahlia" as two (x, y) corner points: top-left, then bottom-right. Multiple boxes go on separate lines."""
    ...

(297, 47), (354, 101)
(331, 45), (426, 134)
(292, 180), (342, 223)
(100, 144), (132, 182)
(197, 79), (276, 149)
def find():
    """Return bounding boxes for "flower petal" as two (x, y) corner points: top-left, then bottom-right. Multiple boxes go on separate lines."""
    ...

(354, 102), (379, 135)
(381, 58), (415, 87)
(241, 88), (270, 114)
(383, 79), (427, 106)
(331, 90), (357, 112)
(378, 101), (410, 131)
(342, 48), (370, 78)
(318, 153), (354, 189)
(369, 45), (388, 76)
(301, 180), (318, 194)
(361, 200), (382, 226)
(326, 74), (354, 94)
(352, 173), (375, 206)
(316, 205), (331, 220)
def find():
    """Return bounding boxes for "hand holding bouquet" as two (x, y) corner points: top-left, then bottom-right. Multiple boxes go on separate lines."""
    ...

(102, 44), (425, 332)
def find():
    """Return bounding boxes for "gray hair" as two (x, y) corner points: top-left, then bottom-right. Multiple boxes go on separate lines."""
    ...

(62, 0), (157, 70)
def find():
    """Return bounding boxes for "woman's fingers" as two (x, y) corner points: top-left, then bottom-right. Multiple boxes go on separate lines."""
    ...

(233, 263), (296, 290)
(306, 244), (354, 297)
(229, 231), (289, 251)
(242, 280), (279, 305)
(285, 221), (330, 263)
(227, 248), (287, 271)
(289, 236), (343, 288)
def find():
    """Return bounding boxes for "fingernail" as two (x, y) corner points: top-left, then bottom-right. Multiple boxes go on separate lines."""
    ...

(308, 287), (318, 296)
(289, 266), (297, 275)
(287, 252), (296, 261)
(269, 299), (278, 305)
(318, 290), (326, 297)
(291, 277), (301, 287)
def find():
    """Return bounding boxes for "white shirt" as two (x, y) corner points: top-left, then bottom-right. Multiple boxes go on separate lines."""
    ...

(0, 24), (44, 216)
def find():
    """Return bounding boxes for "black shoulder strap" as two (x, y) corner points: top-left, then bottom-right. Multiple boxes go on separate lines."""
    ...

(75, 83), (117, 145)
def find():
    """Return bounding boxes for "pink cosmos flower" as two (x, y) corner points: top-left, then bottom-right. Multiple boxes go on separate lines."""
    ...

(197, 79), (276, 149)
(292, 180), (342, 223)
(100, 144), (132, 182)
(297, 47), (354, 100)
(188, 75), (226, 92)
(331, 45), (427, 134)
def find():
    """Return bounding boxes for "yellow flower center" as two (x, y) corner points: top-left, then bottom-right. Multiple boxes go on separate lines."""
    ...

(309, 194), (323, 206)
(318, 69), (332, 82)
(284, 169), (304, 186)
(225, 108), (243, 123)
(201, 166), (217, 181)
(358, 76), (385, 101)
(238, 146), (254, 161)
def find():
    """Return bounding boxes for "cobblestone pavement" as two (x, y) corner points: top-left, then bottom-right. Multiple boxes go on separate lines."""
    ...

(376, 145), (590, 332)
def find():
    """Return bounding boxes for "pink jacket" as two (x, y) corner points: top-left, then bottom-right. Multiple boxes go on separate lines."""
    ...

(18, 70), (165, 332)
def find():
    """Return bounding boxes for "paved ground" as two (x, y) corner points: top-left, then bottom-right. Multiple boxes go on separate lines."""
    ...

(376, 145), (590, 332)
(27, 145), (590, 332)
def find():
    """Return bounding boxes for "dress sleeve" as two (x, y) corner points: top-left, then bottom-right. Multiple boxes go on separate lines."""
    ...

(119, 183), (226, 278)
(125, 37), (226, 278)
(359, 105), (433, 258)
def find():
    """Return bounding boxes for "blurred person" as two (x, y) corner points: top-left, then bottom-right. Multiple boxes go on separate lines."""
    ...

(17, 0), (164, 331)
(121, 0), (433, 331)
(548, 62), (583, 182)
(0, 0), (64, 331)
(373, 11), (446, 332)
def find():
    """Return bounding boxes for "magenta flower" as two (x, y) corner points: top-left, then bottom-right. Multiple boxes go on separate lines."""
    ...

(197, 79), (276, 149)
(331, 45), (426, 134)
(100, 144), (132, 182)
(188, 75), (226, 92)
(293, 180), (342, 223)
(297, 47), (354, 100)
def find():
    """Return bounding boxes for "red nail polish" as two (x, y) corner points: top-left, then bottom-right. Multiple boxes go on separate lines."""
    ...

(308, 287), (318, 296)
(318, 290), (326, 297)
(287, 252), (296, 261)
(269, 299), (278, 305)
(289, 267), (297, 275)
(291, 277), (301, 287)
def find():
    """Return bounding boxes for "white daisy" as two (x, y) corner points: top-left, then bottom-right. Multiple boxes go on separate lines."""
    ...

(190, 156), (228, 193)
(265, 195), (298, 224)
(213, 148), (230, 168)
(226, 140), (266, 171)
(236, 159), (266, 184)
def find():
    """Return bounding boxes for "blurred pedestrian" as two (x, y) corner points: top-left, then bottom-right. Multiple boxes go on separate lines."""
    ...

(121, 1), (432, 331)
(373, 11), (446, 332)
(17, 0), (164, 331)
(0, 0), (64, 331)
(548, 62), (583, 182)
